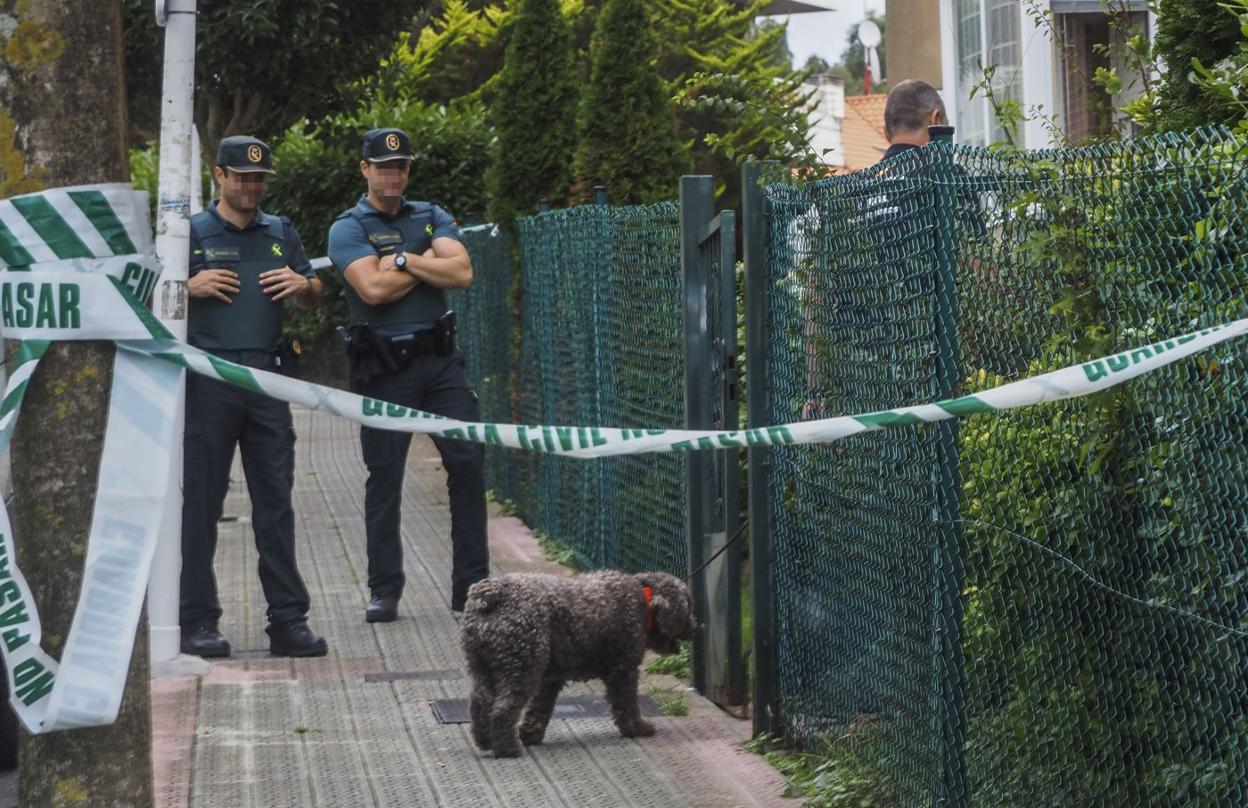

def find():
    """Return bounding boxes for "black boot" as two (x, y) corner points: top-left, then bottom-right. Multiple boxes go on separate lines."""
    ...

(366, 595), (399, 623)
(181, 624), (231, 658)
(266, 620), (328, 657)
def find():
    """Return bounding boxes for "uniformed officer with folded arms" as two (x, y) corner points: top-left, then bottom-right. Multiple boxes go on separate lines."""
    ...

(180, 135), (329, 658)
(327, 128), (489, 623)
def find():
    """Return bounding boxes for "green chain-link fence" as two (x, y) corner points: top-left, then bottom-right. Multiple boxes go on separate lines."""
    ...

(452, 225), (522, 505)
(457, 128), (1248, 805)
(759, 127), (1248, 805)
(457, 203), (688, 575)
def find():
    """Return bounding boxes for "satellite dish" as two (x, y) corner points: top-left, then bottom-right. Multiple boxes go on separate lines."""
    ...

(857, 19), (881, 49)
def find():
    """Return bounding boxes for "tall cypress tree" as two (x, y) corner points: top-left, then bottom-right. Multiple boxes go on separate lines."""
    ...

(1154, 0), (1245, 131)
(660, 0), (807, 208)
(572, 0), (688, 204)
(485, 0), (579, 224)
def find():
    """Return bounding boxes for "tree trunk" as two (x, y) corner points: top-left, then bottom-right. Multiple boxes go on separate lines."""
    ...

(1, 1), (154, 806)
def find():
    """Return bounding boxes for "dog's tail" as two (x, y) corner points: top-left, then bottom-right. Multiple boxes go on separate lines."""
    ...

(464, 578), (508, 615)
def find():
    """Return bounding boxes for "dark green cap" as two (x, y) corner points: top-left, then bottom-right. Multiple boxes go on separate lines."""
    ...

(216, 135), (275, 175)
(362, 128), (413, 163)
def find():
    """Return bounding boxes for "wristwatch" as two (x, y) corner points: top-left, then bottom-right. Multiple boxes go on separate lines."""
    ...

(392, 252), (408, 270)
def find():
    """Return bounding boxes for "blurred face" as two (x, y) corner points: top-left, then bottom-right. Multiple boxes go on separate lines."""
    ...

(362, 159), (411, 200)
(215, 167), (267, 212)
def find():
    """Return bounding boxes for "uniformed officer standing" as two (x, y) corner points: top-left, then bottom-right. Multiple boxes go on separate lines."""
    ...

(180, 135), (329, 658)
(327, 128), (489, 622)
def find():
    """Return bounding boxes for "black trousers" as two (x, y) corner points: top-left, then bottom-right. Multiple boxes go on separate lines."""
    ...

(181, 371), (311, 628)
(355, 348), (489, 611)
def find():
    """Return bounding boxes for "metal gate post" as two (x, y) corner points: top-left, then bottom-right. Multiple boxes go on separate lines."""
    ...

(742, 160), (778, 736)
(681, 175), (715, 693)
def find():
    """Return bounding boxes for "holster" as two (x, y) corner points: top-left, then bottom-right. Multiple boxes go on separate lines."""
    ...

(344, 324), (397, 389)
(273, 334), (303, 378)
(343, 312), (458, 389)
(435, 310), (457, 356)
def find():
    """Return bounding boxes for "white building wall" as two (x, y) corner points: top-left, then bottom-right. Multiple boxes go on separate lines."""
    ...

(1019, 0), (1057, 148)
(939, 0), (959, 129)
(803, 75), (846, 168)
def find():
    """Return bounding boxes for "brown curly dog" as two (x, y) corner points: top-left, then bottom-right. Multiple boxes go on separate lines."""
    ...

(459, 571), (695, 757)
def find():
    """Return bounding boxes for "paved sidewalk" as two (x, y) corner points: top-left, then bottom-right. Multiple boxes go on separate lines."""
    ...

(152, 407), (796, 808)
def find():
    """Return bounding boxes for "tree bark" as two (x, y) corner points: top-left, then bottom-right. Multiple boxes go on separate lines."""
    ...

(1, 1), (154, 805)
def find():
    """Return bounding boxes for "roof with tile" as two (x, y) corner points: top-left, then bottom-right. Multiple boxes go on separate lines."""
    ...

(839, 93), (889, 172)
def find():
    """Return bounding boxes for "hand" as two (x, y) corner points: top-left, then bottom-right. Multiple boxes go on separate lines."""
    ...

(259, 266), (312, 301)
(379, 252), (402, 272)
(187, 268), (240, 303)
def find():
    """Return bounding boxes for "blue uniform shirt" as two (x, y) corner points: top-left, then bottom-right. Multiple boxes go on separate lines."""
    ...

(327, 196), (463, 334)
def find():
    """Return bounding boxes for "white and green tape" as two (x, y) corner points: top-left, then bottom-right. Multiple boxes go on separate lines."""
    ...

(115, 317), (1245, 457)
(1, 184), (1246, 734)
(0, 184), (177, 734)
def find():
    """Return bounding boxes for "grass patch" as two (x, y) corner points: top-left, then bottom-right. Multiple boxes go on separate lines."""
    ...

(645, 641), (691, 678)
(486, 491), (518, 517)
(646, 686), (689, 717)
(745, 722), (898, 807)
(533, 530), (581, 569)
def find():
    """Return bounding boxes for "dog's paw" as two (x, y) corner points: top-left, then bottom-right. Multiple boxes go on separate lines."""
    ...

(491, 741), (523, 758)
(519, 725), (547, 746)
(619, 719), (655, 738)
(471, 731), (492, 751)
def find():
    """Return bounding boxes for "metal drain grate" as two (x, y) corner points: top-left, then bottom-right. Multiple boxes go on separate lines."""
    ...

(430, 694), (662, 724)
(363, 669), (463, 683)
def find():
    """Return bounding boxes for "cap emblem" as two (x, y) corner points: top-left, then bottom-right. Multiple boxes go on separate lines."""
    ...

(247, 145), (263, 163)
(385, 133), (400, 151)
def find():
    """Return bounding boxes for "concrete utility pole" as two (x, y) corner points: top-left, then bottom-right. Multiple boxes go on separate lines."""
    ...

(148, 0), (198, 668)
(0, 0), (155, 805)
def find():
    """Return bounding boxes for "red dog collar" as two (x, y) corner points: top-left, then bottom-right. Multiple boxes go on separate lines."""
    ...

(642, 585), (655, 632)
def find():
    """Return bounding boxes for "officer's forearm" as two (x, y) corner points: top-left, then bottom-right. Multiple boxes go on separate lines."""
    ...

(293, 276), (322, 310)
(405, 253), (472, 289)
(344, 257), (418, 305)
(360, 267), (418, 304)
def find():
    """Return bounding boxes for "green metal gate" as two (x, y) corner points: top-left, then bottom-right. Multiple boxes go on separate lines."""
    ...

(681, 175), (745, 708)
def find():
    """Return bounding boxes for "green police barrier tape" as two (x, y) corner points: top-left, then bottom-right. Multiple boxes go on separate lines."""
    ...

(2, 184), (1247, 735)
(116, 316), (1248, 456)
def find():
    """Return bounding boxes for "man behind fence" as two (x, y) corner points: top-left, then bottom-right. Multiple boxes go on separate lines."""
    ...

(327, 127), (489, 623)
(181, 135), (329, 659)
(882, 79), (948, 161)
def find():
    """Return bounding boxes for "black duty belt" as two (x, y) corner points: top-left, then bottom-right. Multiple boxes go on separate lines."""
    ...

(388, 329), (439, 362)
(206, 348), (279, 369)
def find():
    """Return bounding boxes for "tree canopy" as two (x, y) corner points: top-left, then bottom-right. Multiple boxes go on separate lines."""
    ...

(122, 0), (433, 151)
(572, 0), (689, 203)
(1153, 0), (1246, 131)
(485, 0), (581, 223)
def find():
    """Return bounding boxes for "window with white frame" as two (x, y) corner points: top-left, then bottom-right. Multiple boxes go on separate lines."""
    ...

(1053, 6), (1150, 142)
(954, 0), (1022, 145)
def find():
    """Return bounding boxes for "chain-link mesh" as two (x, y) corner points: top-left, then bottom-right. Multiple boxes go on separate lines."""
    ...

(763, 128), (1248, 806)
(458, 203), (687, 575)
(452, 226), (522, 505)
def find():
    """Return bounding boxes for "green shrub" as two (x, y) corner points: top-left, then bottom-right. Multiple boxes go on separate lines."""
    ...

(571, 0), (688, 203)
(485, 0), (580, 224)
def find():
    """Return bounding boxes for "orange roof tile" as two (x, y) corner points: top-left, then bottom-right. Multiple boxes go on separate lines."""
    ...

(839, 94), (889, 172)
